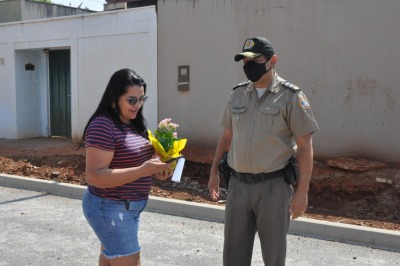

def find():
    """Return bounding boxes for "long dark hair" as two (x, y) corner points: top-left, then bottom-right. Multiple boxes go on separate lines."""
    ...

(83, 68), (148, 141)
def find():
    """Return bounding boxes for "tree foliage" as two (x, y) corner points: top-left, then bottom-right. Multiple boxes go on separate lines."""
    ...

(34, 0), (53, 3)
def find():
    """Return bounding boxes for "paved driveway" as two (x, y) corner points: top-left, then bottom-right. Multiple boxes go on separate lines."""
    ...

(1, 186), (400, 265)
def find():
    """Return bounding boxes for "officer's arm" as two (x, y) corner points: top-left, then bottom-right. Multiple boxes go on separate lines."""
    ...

(211, 128), (233, 178)
(208, 127), (232, 201)
(289, 133), (313, 219)
(295, 133), (313, 194)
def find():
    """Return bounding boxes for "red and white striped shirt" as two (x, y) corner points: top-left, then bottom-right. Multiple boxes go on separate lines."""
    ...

(85, 115), (154, 201)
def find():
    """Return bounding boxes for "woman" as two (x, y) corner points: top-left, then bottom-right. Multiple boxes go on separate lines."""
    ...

(82, 68), (172, 266)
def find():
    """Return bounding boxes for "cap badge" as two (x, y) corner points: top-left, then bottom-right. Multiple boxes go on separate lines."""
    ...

(243, 39), (255, 50)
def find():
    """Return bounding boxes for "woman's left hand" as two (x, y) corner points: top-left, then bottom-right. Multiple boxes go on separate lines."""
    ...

(152, 153), (162, 160)
(153, 165), (173, 180)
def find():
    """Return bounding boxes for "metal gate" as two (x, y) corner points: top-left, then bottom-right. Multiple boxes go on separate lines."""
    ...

(49, 50), (71, 137)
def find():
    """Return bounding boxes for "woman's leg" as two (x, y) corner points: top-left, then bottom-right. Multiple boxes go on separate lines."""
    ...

(99, 245), (111, 266)
(109, 253), (141, 266)
(99, 245), (141, 266)
(84, 193), (147, 266)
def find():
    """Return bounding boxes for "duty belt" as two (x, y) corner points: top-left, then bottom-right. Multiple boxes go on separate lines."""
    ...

(231, 168), (286, 184)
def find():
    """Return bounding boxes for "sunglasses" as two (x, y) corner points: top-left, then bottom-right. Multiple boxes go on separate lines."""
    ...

(126, 95), (148, 106)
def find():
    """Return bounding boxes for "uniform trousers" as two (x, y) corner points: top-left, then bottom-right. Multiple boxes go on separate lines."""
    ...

(223, 175), (292, 266)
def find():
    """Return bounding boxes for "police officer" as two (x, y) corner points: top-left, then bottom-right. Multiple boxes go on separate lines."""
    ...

(208, 37), (319, 266)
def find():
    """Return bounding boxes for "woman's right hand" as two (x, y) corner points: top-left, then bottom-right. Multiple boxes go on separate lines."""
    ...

(153, 167), (173, 180)
(142, 158), (170, 175)
(145, 157), (174, 180)
(143, 157), (177, 178)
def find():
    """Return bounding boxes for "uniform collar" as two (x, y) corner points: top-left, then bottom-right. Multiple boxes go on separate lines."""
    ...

(244, 82), (254, 95)
(268, 72), (283, 94)
(245, 72), (282, 95)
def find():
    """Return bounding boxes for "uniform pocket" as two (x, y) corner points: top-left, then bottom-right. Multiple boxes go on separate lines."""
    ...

(260, 106), (280, 132)
(230, 105), (247, 130)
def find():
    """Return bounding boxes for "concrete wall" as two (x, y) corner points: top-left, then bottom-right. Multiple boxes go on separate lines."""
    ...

(20, 0), (94, 20)
(0, 0), (93, 23)
(0, 42), (18, 137)
(15, 50), (48, 138)
(0, 0), (22, 22)
(157, 0), (400, 162)
(0, 7), (158, 142)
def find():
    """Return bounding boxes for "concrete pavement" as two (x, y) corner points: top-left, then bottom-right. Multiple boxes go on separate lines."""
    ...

(1, 185), (400, 265)
(1, 173), (399, 253)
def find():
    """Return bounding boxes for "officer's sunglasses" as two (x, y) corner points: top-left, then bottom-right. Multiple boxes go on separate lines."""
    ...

(126, 95), (148, 106)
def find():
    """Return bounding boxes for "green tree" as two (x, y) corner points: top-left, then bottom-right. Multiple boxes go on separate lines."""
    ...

(34, 0), (53, 3)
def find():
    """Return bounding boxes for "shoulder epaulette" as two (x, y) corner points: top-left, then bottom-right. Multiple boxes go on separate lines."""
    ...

(232, 80), (250, 91)
(280, 81), (300, 92)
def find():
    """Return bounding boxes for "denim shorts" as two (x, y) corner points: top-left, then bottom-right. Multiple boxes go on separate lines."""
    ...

(82, 189), (148, 259)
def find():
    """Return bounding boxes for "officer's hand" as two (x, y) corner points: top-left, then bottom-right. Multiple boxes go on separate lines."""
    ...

(208, 171), (220, 201)
(289, 189), (308, 219)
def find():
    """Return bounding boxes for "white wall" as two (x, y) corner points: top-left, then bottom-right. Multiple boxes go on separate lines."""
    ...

(0, 42), (18, 137)
(15, 50), (48, 138)
(0, 7), (158, 142)
(157, 0), (400, 161)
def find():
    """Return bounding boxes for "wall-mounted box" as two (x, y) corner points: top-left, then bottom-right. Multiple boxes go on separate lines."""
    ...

(25, 63), (35, 71)
(178, 65), (189, 91)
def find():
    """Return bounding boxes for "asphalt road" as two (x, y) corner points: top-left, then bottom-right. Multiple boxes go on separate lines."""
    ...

(0, 186), (399, 266)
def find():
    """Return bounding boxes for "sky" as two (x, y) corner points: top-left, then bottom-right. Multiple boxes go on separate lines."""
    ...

(52, 0), (106, 11)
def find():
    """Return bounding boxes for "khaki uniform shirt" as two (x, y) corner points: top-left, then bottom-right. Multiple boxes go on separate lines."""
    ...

(220, 72), (319, 174)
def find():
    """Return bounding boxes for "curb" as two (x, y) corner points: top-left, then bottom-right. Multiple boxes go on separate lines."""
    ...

(1, 173), (399, 252)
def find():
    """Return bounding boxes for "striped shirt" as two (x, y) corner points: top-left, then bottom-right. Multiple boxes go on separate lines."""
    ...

(85, 115), (154, 201)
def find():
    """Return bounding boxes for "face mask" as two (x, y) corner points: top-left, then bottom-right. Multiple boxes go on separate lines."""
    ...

(243, 60), (272, 82)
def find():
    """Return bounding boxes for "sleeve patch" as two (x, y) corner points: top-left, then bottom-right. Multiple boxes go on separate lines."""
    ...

(299, 91), (311, 108)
